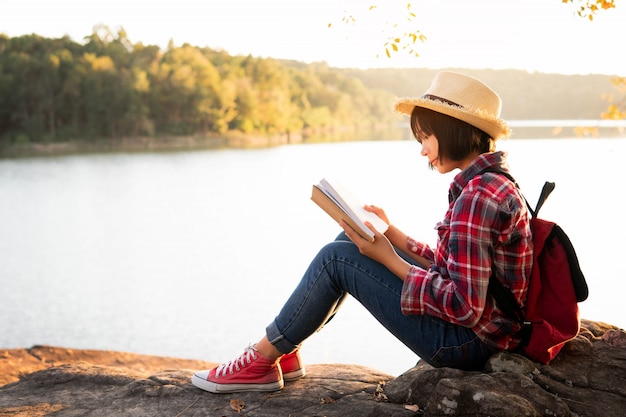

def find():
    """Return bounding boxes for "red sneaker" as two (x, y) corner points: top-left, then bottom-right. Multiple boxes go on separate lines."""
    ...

(191, 345), (283, 393)
(280, 350), (305, 382)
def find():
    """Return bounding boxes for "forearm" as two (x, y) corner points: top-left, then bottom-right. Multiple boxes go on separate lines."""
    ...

(385, 224), (432, 269)
(384, 224), (406, 247)
(383, 253), (412, 282)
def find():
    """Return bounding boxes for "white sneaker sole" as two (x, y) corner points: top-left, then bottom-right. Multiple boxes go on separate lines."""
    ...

(191, 373), (284, 393)
(283, 368), (306, 382)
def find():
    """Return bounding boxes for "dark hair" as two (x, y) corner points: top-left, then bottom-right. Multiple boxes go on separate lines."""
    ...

(410, 106), (494, 166)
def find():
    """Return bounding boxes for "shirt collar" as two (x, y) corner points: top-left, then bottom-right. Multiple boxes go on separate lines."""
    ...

(448, 151), (510, 203)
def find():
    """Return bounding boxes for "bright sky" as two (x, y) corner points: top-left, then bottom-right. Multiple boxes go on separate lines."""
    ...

(2, 0), (624, 75)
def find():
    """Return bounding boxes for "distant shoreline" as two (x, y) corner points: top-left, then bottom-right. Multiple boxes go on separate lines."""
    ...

(0, 132), (302, 159)
(0, 125), (405, 159)
(2, 122), (625, 159)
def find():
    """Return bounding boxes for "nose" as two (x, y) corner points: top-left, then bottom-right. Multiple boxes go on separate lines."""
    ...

(420, 142), (428, 157)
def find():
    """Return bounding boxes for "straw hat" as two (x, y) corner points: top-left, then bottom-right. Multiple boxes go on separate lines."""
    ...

(394, 71), (510, 140)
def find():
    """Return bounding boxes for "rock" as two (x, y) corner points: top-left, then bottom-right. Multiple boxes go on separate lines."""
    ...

(0, 361), (411, 416)
(0, 345), (219, 387)
(1, 319), (625, 416)
(385, 319), (626, 416)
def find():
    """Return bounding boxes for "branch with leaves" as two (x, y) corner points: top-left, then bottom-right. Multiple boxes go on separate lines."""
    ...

(378, 3), (427, 59)
(328, 3), (427, 60)
(562, 0), (616, 21)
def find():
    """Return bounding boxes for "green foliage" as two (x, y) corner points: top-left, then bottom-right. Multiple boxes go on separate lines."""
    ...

(3, 26), (621, 148)
(0, 31), (395, 145)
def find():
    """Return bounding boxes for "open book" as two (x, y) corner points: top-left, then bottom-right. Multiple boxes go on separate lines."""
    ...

(311, 178), (389, 242)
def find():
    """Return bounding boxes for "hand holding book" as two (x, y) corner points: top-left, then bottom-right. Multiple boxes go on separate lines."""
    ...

(311, 178), (431, 274)
(311, 178), (389, 242)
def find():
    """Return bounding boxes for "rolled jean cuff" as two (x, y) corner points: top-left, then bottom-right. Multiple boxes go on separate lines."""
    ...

(266, 320), (298, 354)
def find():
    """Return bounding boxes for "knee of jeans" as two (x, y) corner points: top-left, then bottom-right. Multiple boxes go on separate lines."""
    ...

(319, 239), (353, 260)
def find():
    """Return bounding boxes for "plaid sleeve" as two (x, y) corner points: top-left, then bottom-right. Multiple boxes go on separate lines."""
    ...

(405, 236), (434, 260)
(401, 185), (498, 327)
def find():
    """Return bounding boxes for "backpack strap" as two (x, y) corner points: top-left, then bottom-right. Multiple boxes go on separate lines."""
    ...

(533, 181), (555, 218)
(487, 273), (527, 324)
(481, 169), (555, 218)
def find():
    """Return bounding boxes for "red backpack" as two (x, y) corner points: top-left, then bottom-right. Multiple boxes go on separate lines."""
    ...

(485, 173), (589, 364)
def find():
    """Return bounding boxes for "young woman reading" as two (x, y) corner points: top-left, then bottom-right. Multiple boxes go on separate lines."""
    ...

(191, 71), (533, 394)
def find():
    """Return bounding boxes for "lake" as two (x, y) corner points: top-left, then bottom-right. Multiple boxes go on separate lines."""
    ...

(1, 136), (624, 377)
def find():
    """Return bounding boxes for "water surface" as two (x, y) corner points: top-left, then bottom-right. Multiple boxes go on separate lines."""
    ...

(1, 138), (623, 376)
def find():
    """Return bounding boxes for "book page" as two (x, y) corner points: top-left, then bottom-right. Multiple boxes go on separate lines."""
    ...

(317, 178), (389, 236)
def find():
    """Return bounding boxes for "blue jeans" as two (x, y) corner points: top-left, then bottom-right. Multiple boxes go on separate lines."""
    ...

(266, 233), (495, 371)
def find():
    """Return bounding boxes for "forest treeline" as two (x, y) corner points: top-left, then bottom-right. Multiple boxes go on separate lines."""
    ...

(0, 28), (620, 147)
(0, 29), (396, 146)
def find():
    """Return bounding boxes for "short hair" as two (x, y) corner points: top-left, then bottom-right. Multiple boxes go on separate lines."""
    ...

(410, 106), (494, 166)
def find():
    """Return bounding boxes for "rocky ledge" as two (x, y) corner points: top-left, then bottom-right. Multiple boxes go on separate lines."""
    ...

(1, 319), (624, 417)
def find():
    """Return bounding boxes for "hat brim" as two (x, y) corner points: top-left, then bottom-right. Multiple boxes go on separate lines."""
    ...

(394, 98), (510, 140)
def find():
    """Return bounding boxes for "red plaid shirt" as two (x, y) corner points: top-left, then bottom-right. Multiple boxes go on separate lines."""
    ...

(401, 151), (533, 351)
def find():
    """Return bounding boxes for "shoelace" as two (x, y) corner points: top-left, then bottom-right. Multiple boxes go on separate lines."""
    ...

(215, 345), (258, 377)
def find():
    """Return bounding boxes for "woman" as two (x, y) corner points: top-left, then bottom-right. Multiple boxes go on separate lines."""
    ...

(191, 71), (533, 394)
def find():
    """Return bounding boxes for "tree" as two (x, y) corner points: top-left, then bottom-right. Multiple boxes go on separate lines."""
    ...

(149, 43), (223, 135)
(0, 35), (83, 143)
(243, 57), (294, 134)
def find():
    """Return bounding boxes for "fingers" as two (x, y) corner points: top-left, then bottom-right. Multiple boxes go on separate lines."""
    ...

(340, 219), (371, 245)
(364, 221), (378, 236)
(339, 219), (357, 240)
(364, 204), (389, 224)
